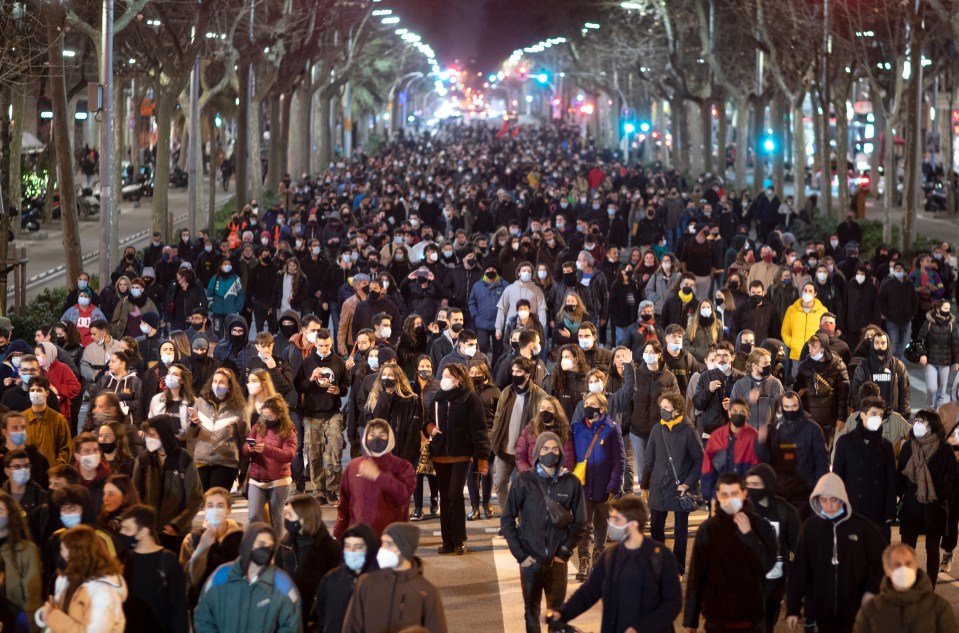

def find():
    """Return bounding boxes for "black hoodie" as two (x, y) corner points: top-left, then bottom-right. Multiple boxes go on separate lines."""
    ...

(746, 464), (801, 579)
(314, 523), (379, 633)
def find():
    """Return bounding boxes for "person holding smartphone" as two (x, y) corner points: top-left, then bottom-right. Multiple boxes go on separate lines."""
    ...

(242, 395), (297, 531)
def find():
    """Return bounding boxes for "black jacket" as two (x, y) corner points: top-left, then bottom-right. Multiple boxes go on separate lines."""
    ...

(786, 511), (885, 628)
(842, 278), (879, 342)
(747, 464), (801, 578)
(277, 526), (339, 628)
(850, 348), (910, 418)
(365, 393), (423, 467)
(630, 364), (679, 439)
(917, 310), (959, 367)
(896, 436), (959, 534)
(246, 261), (277, 307)
(683, 503), (778, 628)
(442, 266), (484, 313)
(728, 297), (780, 344)
(793, 338), (850, 430)
(424, 386), (491, 460)
(833, 424), (897, 526)
(295, 353), (348, 417)
(692, 367), (744, 434)
(501, 467), (586, 564)
(560, 538), (683, 633)
(877, 275), (919, 326)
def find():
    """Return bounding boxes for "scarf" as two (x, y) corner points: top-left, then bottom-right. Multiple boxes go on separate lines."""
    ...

(660, 415), (684, 431)
(903, 434), (941, 503)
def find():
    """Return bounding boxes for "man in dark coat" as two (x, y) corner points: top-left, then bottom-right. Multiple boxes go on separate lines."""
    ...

(727, 280), (781, 344)
(793, 333), (850, 445)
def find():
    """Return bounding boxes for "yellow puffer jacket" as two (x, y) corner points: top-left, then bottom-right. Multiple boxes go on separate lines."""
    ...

(780, 297), (828, 360)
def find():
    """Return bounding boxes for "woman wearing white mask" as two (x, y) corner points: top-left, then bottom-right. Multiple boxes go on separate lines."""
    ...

(177, 484), (242, 610)
(108, 276), (158, 340)
(148, 363), (196, 437)
(244, 368), (279, 426)
(896, 409), (959, 587)
(683, 299), (722, 363)
(132, 414), (202, 552)
(186, 368), (250, 491)
(139, 340), (179, 414)
(544, 344), (589, 421)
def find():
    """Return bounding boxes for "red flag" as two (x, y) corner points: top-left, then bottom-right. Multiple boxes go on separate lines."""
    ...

(511, 124), (521, 138)
(495, 120), (510, 138)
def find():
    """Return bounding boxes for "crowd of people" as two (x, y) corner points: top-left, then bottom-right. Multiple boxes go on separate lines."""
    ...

(0, 121), (955, 632)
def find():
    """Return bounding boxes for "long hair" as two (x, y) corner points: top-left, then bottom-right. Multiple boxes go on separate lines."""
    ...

(255, 395), (295, 439)
(97, 474), (141, 524)
(168, 331), (193, 359)
(283, 257), (306, 296)
(245, 368), (278, 421)
(200, 367), (246, 412)
(286, 494), (326, 538)
(558, 291), (587, 322)
(367, 363), (415, 412)
(531, 395), (570, 444)
(101, 421), (135, 465)
(60, 525), (123, 590)
(686, 299), (721, 342)
(552, 344), (587, 397)
(161, 364), (196, 409)
(0, 493), (31, 545)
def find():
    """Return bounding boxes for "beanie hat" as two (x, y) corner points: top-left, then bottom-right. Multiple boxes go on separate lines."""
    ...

(383, 522), (420, 561)
(141, 311), (161, 330)
(377, 347), (397, 365)
(532, 431), (563, 466)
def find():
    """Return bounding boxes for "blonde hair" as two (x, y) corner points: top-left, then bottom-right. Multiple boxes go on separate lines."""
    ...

(244, 368), (278, 421)
(686, 299), (722, 342)
(367, 363), (415, 412)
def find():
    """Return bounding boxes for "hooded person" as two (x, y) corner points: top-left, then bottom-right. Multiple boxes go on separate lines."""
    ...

(342, 522), (449, 633)
(194, 523), (302, 633)
(746, 463), (802, 633)
(852, 542), (959, 633)
(132, 415), (203, 549)
(500, 431), (587, 633)
(212, 314), (256, 373)
(273, 309), (301, 358)
(314, 522), (379, 633)
(333, 419), (416, 539)
(786, 473), (886, 633)
(37, 341), (81, 425)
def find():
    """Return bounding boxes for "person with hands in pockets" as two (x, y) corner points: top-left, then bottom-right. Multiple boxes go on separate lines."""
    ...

(501, 431), (587, 633)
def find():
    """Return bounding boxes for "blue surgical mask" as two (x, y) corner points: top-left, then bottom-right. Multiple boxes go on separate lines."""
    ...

(10, 469), (29, 486)
(9, 431), (26, 447)
(60, 512), (82, 529)
(343, 550), (366, 573)
(368, 357), (379, 371)
(212, 385), (229, 399)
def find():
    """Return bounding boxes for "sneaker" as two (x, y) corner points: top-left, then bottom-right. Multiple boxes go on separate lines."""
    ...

(941, 551), (953, 573)
(409, 509), (424, 521)
(326, 492), (339, 505)
(437, 544), (456, 555)
(429, 500), (439, 516)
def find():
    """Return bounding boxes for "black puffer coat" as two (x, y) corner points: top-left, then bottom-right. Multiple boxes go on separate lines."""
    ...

(917, 310), (959, 367)
(793, 333), (850, 430)
(630, 364), (680, 440)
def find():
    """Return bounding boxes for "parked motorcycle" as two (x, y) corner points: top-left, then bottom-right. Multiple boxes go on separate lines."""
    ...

(170, 166), (188, 188)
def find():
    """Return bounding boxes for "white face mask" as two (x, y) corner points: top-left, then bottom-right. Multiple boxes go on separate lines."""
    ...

(802, 292), (815, 304)
(913, 422), (928, 438)
(855, 274), (866, 284)
(890, 565), (917, 590)
(720, 497), (743, 515)
(306, 331), (318, 343)
(145, 436), (163, 453)
(700, 308), (712, 318)
(643, 353), (658, 366)
(160, 353), (175, 365)
(204, 507), (226, 527)
(588, 381), (604, 394)
(461, 345), (477, 358)
(865, 415), (882, 432)
(517, 310), (530, 320)
(247, 382), (262, 395)
(376, 548), (400, 569)
(816, 272), (828, 283)
(440, 377), (455, 391)
(560, 357), (575, 372)
(79, 453), (101, 471)
(165, 375), (180, 390)
(378, 327), (392, 340)
(140, 322), (153, 335)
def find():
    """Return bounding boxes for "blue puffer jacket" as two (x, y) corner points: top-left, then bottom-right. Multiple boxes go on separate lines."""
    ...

(469, 277), (508, 330)
(207, 272), (244, 316)
(571, 414), (626, 502)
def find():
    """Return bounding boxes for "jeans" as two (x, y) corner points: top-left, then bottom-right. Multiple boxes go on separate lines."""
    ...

(650, 509), (690, 574)
(198, 465), (238, 492)
(577, 499), (609, 562)
(476, 328), (497, 365)
(247, 483), (290, 532)
(328, 301), (341, 337)
(303, 413), (344, 498)
(886, 321), (911, 358)
(519, 559), (568, 633)
(467, 455), (494, 509)
(435, 461), (470, 547)
(495, 456), (516, 512)
(925, 364), (951, 409)
(629, 434), (647, 486)
(413, 473), (438, 512)
(614, 326), (628, 347)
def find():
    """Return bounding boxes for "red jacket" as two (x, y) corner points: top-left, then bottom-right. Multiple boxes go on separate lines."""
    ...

(46, 360), (81, 423)
(514, 424), (576, 473)
(334, 453), (416, 538)
(242, 426), (297, 482)
(700, 423), (760, 499)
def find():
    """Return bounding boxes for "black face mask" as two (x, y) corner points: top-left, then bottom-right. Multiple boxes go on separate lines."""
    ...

(740, 342), (753, 354)
(660, 408), (675, 421)
(230, 333), (246, 346)
(730, 413), (747, 428)
(98, 441), (117, 455)
(539, 452), (561, 468)
(510, 340), (520, 351)
(563, 272), (577, 285)
(747, 488), (769, 507)
(381, 377), (397, 389)
(367, 437), (389, 454)
(760, 365), (773, 378)
(584, 406), (601, 420)
(250, 546), (273, 566)
(511, 374), (529, 390)
(264, 418), (280, 429)
(540, 410), (555, 425)
(55, 336), (67, 346)
(450, 323), (464, 334)
(191, 322), (204, 331)
(728, 282), (739, 291)
(640, 313), (653, 322)
(749, 295), (762, 305)
(118, 533), (138, 551)
(436, 320), (448, 331)
(367, 290), (381, 302)
(280, 322), (298, 336)
(782, 409), (801, 422)
(284, 519), (301, 537)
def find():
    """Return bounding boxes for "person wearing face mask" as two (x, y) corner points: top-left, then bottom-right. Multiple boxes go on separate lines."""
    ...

(849, 330), (911, 419)
(832, 396), (897, 543)
(274, 495), (338, 629)
(116, 504), (189, 633)
(700, 396), (762, 494)
(693, 342), (746, 436)
(467, 264), (508, 361)
(514, 396), (576, 474)
(842, 265), (880, 348)
(757, 391), (828, 522)
(853, 542), (958, 633)
(877, 261), (919, 358)
(500, 432), (587, 633)
(245, 247), (279, 335)
(242, 397), (297, 531)
(682, 472), (778, 633)
(42, 484), (117, 592)
(205, 257), (244, 338)
(34, 342), (81, 433)
(894, 409), (959, 587)
(785, 473), (885, 633)
(342, 522), (448, 633)
(494, 262), (548, 344)
(916, 299), (959, 410)
(194, 523), (302, 633)
(793, 333), (850, 445)
(71, 433), (111, 514)
(2, 448), (48, 520)
(60, 288), (107, 349)
(0, 490), (41, 618)
(436, 330), (489, 377)
(624, 300), (665, 353)
(334, 420), (415, 540)
(186, 368), (250, 492)
(781, 283), (829, 374)
(108, 277), (159, 342)
(728, 279), (781, 344)
(314, 522), (379, 633)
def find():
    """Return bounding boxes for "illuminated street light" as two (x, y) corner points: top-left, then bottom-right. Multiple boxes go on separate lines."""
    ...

(381, 16), (400, 24)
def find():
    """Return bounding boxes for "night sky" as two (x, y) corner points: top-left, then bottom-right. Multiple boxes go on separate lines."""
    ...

(384, 0), (604, 71)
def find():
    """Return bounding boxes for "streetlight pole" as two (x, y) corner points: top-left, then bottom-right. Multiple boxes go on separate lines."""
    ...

(98, 0), (113, 287)
(187, 50), (199, 234)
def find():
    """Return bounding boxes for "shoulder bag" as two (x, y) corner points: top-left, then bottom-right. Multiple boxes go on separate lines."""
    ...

(532, 474), (574, 529)
(661, 425), (705, 513)
(572, 424), (603, 485)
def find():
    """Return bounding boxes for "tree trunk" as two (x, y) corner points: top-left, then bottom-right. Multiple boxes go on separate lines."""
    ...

(208, 111), (218, 231)
(752, 95), (766, 191)
(701, 98), (713, 175)
(294, 74), (311, 177)
(250, 98), (263, 203)
(734, 94), (749, 190)
(671, 97), (688, 177)
(317, 91), (333, 172)
(151, 90), (177, 240)
(279, 91), (292, 177)
(688, 100), (704, 176)
(45, 2), (82, 287)
(235, 61), (250, 210)
(110, 76), (124, 269)
(716, 96), (727, 180)
(10, 84), (25, 228)
(266, 93), (282, 193)
(883, 116), (897, 243)
(792, 96), (806, 213)
(870, 97), (884, 203)
(0, 86), (10, 313)
(901, 77), (920, 251)
(834, 83), (851, 222)
(818, 89), (833, 219)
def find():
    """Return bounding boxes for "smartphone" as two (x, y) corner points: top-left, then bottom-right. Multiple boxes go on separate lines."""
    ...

(246, 438), (257, 447)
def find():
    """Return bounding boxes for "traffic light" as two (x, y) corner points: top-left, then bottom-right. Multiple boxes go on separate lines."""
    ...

(535, 71), (549, 84)
(762, 133), (776, 153)
(639, 122), (650, 133)
(624, 122), (636, 134)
